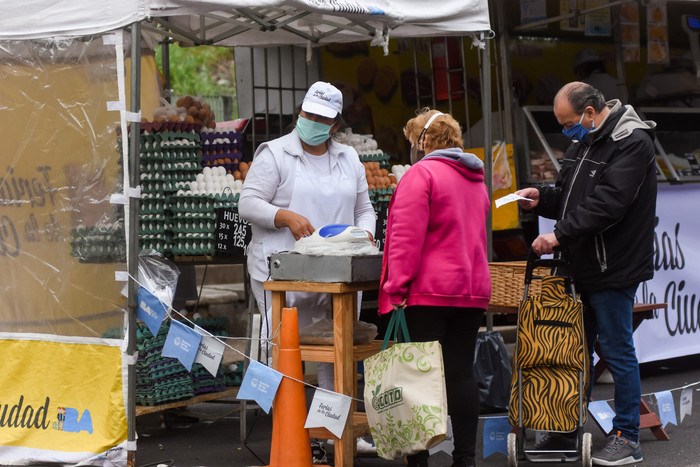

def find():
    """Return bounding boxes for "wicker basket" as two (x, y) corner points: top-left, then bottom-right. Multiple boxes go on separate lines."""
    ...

(489, 261), (549, 309)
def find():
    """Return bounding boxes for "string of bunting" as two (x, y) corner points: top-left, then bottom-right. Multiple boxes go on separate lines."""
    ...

(480, 380), (699, 459)
(133, 274), (358, 437)
(133, 272), (699, 455)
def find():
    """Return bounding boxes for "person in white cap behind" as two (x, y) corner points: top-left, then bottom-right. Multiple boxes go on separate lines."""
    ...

(573, 48), (628, 102)
(240, 81), (377, 457)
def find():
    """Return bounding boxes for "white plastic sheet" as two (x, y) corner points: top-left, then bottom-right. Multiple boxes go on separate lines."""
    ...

(0, 36), (126, 337)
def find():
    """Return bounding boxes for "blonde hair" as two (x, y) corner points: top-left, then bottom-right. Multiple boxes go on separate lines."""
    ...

(403, 107), (463, 151)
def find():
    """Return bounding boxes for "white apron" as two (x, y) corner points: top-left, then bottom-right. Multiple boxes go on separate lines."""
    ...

(253, 153), (355, 334)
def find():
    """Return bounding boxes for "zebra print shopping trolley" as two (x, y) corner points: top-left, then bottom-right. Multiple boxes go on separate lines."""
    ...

(507, 250), (592, 466)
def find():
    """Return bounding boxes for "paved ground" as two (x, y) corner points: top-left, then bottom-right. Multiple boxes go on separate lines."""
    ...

(136, 353), (700, 467)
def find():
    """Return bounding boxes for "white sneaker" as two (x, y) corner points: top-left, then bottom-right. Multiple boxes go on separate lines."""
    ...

(325, 437), (377, 455)
(356, 436), (377, 455)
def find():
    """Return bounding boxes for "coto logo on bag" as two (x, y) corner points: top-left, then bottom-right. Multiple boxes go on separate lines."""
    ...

(371, 384), (403, 413)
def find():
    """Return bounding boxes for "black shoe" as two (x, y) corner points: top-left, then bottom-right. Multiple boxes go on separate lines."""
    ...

(534, 431), (578, 451)
(407, 450), (429, 467)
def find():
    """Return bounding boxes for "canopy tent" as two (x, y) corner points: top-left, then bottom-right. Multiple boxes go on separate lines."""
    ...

(0, 1), (492, 465)
(1, 0), (490, 44)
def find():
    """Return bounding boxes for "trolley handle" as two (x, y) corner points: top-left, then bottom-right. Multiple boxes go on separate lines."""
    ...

(524, 248), (571, 285)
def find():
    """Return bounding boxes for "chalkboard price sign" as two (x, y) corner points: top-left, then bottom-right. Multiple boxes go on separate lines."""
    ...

(215, 207), (251, 256)
(374, 203), (388, 251)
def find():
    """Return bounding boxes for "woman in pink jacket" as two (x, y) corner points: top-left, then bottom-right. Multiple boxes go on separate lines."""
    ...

(378, 109), (491, 467)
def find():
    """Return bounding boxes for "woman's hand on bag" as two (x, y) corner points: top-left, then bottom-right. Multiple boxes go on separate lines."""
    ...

(274, 209), (315, 240)
(515, 187), (540, 210)
(391, 299), (407, 312)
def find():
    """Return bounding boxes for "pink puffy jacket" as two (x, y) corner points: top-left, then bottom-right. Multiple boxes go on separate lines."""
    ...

(378, 148), (491, 314)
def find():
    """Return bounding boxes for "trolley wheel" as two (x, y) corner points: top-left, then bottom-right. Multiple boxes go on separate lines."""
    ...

(582, 432), (592, 467)
(507, 432), (518, 467)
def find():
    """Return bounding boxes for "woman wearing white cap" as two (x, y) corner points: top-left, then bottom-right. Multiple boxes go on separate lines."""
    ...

(239, 81), (376, 388)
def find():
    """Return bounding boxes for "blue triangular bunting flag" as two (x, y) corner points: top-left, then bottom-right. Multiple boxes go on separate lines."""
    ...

(137, 286), (168, 336)
(655, 390), (677, 428)
(236, 360), (283, 413)
(483, 416), (510, 458)
(588, 400), (615, 435)
(161, 319), (202, 371)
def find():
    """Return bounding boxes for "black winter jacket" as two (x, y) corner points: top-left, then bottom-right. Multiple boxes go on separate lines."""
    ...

(535, 101), (657, 291)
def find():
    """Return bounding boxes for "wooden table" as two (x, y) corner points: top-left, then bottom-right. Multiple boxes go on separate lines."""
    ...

(135, 387), (239, 416)
(263, 280), (380, 467)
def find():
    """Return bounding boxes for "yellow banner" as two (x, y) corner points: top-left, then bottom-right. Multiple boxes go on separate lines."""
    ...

(0, 334), (127, 462)
(468, 143), (520, 231)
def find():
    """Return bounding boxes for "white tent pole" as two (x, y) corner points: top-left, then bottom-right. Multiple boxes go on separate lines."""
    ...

(127, 20), (142, 466)
(481, 33), (493, 331)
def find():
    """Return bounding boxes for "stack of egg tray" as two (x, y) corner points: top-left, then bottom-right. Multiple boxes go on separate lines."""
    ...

(192, 364), (228, 395)
(190, 316), (229, 394)
(224, 362), (244, 387)
(359, 151), (394, 208)
(200, 130), (244, 175)
(358, 150), (391, 168)
(138, 130), (202, 255)
(169, 192), (239, 255)
(135, 322), (194, 406)
(71, 224), (126, 263)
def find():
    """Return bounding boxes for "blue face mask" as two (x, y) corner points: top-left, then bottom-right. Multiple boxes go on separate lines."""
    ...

(562, 112), (594, 143)
(296, 116), (333, 146)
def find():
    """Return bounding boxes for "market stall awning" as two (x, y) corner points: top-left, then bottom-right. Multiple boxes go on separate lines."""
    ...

(0, 0), (491, 44)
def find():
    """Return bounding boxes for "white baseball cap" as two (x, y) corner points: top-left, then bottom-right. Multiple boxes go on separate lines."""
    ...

(301, 81), (343, 119)
(574, 48), (604, 68)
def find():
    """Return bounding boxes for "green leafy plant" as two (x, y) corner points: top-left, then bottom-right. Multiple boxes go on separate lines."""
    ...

(155, 43), (236, 101)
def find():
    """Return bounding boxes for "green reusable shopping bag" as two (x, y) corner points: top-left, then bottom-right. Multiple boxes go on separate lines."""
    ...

(363, 307), (448, 460)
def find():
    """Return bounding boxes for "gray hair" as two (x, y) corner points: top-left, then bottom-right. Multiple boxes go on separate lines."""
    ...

(557, 82), (607, 114)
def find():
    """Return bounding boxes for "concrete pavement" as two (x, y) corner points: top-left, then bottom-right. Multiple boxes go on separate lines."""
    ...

(136, 353), (700, 467)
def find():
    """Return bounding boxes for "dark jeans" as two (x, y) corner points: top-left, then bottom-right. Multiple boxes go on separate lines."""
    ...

(384, 306), (484, 464)
(582, 285), (641, 442)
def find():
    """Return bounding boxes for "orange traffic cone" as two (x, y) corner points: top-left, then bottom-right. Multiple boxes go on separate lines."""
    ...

(267, 307), (315, 467)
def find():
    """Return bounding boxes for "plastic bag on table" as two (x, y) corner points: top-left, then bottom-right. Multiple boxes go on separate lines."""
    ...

(137, 251), (181, 313)
(299, 318), (378, 345)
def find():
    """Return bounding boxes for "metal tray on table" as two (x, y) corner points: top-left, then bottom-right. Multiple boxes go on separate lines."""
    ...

(269, 252), (382, 283)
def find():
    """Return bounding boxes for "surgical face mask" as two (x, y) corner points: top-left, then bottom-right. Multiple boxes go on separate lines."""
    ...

(562, 111), (594, 143)
(409, 111), (444, 164)
(296, 116), (333, 146)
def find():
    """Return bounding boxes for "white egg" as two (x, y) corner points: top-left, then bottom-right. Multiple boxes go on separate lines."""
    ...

(195, 173), (205, 183)
(202, 166), (212, 175)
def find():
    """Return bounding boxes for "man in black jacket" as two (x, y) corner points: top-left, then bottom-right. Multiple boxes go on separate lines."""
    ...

(517, 81), (657, 466)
